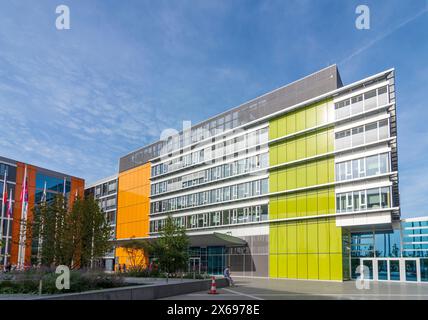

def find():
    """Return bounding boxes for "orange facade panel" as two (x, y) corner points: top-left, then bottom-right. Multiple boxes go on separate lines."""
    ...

(69, 177), (85, 207)
(116, 162), (151, 240)
(116, 162), (151, 267)
(9, 162), (85, 267)
(10, 163), (36, 266)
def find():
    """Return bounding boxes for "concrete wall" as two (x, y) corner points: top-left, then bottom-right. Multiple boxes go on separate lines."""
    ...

(35, 278), (228, 300)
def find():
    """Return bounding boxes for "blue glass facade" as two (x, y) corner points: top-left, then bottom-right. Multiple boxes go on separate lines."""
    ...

(34, 173), (71, 205)
(189, 246), (226, 275)
(348, 218), (428, 282)
(35, 173), (71, 196)
(31, 173), (72, 263)
(350, 230), (401, 279)
(402, 220), (428, 257)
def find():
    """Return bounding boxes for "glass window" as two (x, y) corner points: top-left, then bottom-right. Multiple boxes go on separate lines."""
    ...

(353, 192), (360, 211)
(237, 183), (245, 198)
(358, 158), (365, 178)
(379, 153), (389, 174)
(367, 188), (380, 209)
(345, 162), (352, 179)
(352, 126), (364, 146)
(378, 119), (389, 140)
(335, 99), (351, 120)
(381, 187), (390, 208)
(261, 178), (269, 194)
(339, 194), (346, 213)
(360, 191), (366, 209)
(223, 186), (230, 201)
(346, 193), (353, 211)
(352, 159), (359, 179)
(336, 195), (341, 213)
(365, 122), (378, 143)
(351, 94), (364, 115)
(364, 89), (377, 110)
(260, 127), (269, 144)
(378, 86), (388, 106)
(338, 162), (346, 181)
(335, 130), (351, 150)
(366, 155), (379, 176)
(421, 259), (428, 282)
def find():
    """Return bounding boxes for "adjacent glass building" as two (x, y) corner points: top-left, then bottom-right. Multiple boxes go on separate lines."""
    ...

(107, 65), (425, 282)
(0, 155), (84, 268)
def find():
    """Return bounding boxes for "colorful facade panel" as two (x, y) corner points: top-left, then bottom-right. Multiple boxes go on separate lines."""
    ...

(269, 98), (343, 280)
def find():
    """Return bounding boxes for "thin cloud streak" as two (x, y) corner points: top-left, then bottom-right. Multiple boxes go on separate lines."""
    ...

(339, 7), (428, 65)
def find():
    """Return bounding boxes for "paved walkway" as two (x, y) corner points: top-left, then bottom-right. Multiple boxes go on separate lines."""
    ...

(162, 277), (428, 300)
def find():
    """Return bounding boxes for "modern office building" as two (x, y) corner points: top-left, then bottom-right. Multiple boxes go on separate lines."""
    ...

(85, 175), (118, 271)
(110, 64), (428, 282)
(0, 155), (84, 268)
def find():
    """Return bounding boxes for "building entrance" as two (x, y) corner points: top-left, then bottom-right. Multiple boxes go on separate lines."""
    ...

(188, 257), (201, 274)
(359, 258), (421, 282)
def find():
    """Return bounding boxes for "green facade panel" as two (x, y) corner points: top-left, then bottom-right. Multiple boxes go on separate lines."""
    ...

(269, 98), (344, 281)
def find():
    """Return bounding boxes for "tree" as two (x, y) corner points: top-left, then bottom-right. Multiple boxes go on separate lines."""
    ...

(31, 195), (113, 269)
(150, 216), (189, 276)
(30, 195), (68, 267)
(78, 196), (113, 268)
(119, 238), (150, 270)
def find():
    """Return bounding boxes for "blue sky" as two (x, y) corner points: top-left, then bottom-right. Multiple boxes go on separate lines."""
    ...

(0, 1), (427, 217)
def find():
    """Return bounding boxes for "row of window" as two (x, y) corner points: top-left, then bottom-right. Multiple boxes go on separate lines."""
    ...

(161, 111), (242, 156)
(403, 228), (428, 235)
(350, 230), (401, 258)
(35, 190), (62, 204)
(161, 112), (242, 155)
(151, 128), (269, 177)
(335, 86), (388, 120)
(150, 178), (269, 214)
(126, 113), (245, 168)
(402, 251), (428, 257)
(336, 187), (391, 213)
(35, 173), (71, 194)
(403, 244), (428, 250)
(95, 180), (117, 198)
(105, 210), (116, 226)
(151, 153), (269, 196)
(402, 221), (428, 228)
(403, 236), (428, 243)
(336, 153), (390, 182)
(150, 204), (269, 232)
(98, 196), (116, 211)
(335, 119), (389, 150)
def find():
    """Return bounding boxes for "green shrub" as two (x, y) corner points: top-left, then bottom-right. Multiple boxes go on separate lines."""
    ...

(124, 266), (162, 278)
(0, 269), (126, 294)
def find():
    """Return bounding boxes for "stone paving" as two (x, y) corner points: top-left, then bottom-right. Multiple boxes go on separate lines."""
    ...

(162, 277), (428, 300)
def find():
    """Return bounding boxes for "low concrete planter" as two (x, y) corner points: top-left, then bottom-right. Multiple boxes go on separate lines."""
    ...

(34, 278), (228, 300)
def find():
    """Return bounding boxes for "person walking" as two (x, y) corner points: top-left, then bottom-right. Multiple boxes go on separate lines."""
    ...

(223, 265), (235, 287)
